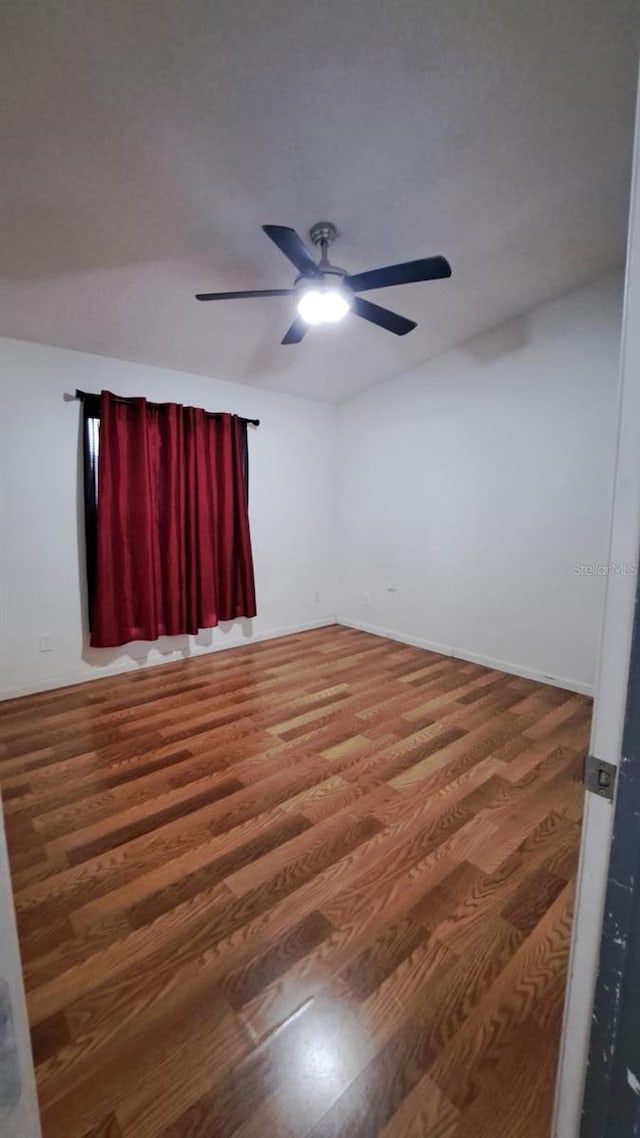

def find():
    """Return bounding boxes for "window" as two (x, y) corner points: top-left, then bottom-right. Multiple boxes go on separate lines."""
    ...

(81, 390), (257, 647)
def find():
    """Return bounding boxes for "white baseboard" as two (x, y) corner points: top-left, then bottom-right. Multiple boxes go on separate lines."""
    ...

(0, 618), (337, 701)
(336, 616), (594, 697)
(1, 615), (594, 701)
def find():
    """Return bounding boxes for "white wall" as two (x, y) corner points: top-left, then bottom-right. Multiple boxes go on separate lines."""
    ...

(0, 275), (623, 701)
(337, 276), (623, 694)
(0, 339), (337, 698)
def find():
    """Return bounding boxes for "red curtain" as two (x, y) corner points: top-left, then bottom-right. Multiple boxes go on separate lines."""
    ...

(90, 391), (256, 648)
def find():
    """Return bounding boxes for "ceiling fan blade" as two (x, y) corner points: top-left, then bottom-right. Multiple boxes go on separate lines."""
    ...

(351, 297), (416, 336)
(347, 255), (451, 293)
(196, 288), (294, 301)
(282, 316), (308, 345)
(262, 225), (322, 278)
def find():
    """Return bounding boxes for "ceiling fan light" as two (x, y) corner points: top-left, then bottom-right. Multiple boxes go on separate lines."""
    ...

(297, 286), (352, 325)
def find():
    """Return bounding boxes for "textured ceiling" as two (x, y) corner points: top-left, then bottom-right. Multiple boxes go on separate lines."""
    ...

(0, 0), (638, 402)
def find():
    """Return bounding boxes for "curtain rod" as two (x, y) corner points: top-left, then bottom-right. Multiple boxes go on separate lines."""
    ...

(73, 389), (260, 427)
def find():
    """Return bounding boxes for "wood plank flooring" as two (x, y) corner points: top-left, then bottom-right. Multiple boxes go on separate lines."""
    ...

(0, 626), (590, 1138)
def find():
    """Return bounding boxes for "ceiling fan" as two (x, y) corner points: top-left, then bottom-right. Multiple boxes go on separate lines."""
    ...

(195, 223), (452, 345)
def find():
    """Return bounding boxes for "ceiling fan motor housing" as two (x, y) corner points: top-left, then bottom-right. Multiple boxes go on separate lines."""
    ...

(294, 265), (350, 290)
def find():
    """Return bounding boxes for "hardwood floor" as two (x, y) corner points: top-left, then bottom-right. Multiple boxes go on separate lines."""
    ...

(0, 626), (589, 1138)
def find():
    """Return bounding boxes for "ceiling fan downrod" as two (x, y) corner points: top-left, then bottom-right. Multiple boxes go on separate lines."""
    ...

(309, 221), (338, 269)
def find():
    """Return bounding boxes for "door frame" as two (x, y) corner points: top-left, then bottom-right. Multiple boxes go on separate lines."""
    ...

(581, 596), (640, 1135)
(553, 64), (640, 1138)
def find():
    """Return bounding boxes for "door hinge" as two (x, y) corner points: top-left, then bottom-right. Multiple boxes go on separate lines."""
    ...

(584, 754), (617, 802)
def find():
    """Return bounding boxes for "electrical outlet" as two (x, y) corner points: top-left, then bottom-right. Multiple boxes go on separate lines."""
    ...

(314, 591), (321, 603)
(38, 633), (53, 653)
(363, 592), (371, 606)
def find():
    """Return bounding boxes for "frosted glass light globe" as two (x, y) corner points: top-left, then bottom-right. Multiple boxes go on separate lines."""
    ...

(297, 286), (352, 325)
